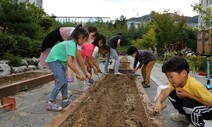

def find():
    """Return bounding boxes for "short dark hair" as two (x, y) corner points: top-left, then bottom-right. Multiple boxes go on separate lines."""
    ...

(87, 26), (98, 37)
(162, 56), (189, 74)
(103, 45), (110, 51)
(92, 33), (106, 47)
(127, 46), (138, 55)
(87, 26), (97, 33)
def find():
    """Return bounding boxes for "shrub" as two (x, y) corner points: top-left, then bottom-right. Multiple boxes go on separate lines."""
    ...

(0, 33), (17, 59)
(3, 53), (22, 67)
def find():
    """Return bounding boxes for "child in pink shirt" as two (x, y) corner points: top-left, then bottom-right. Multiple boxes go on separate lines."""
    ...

(81, 34), (106, 77)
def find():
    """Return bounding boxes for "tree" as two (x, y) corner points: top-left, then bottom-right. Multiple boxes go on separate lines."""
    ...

(150, 10), (186, 52)
(133, 26), (157, 52)
(192, 3), (212, 44)
(0, 0), (49, 39)
(114, 15), (128, 30)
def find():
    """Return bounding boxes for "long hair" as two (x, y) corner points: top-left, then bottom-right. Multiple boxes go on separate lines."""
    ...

(70, 24), (89, 41)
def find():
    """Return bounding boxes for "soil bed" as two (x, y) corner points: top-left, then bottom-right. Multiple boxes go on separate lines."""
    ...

(57, 74), (162, 127)
(0, 71), (50, 87)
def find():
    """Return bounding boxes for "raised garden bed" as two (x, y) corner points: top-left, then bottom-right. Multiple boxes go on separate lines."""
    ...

(0, 71), (54, 98)
(46, 74), (164, 127)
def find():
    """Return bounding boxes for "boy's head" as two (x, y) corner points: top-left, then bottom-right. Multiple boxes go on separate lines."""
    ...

(162, 56), (189, 87)
(93, 33), (106, 47)
(99, 45), (110, 57)
(127, 46), (138, 57)
(162, 56), (189, 74)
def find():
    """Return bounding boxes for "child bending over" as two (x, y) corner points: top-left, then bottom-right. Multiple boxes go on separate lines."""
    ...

(45, 25), (88, 111)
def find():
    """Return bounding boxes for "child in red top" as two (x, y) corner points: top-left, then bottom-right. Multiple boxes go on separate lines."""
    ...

(81, 34), (106, 76)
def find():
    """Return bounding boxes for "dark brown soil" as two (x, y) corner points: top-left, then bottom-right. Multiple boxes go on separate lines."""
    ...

(59, 74), (162, 127)
(0, 71), (49, 87)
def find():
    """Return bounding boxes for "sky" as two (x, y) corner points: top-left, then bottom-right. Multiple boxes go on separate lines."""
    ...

(43, 0), (199, 20)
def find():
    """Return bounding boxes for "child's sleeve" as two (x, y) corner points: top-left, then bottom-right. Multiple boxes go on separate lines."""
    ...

(67, 41), (76, 57)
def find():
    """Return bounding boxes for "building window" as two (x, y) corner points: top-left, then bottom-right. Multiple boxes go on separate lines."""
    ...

(207, 0), (212, 5)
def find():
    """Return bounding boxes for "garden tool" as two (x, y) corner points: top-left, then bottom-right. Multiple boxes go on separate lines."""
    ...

(0, 97), (16, 110)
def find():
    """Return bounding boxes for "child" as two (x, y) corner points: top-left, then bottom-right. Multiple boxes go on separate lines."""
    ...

(40, 26), (75, 69)
(40, 25), (92, 80)
(45, 25), (89, 111)
(127, 46), (156, 88)
(154, 56), (212, 127)
(104, 33), (122, 75)
(87, 26), (98, 43)
(94, 45), (110, 64)
(81, 34), (106, 81)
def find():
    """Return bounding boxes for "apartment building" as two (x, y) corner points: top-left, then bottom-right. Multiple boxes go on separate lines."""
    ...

(197, 0), (212, 54)
(18, 0), (42, 8)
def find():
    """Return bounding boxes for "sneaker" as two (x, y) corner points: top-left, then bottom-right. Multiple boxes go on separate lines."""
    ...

(141, 81), (145, 84)
(188, 123), (195, 127)
(46, 101), (63, 111)
(115, 72), (122, 75)
(142, 83), (150, 88)
(204, 120), (212, 127)
(61, 99), (72, 108)
(169, 113), (188, 123)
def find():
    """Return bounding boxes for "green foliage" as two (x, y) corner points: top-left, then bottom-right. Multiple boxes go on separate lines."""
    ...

(3, 53), (22, 67)
(183, 26), (198, 52)
(0, 33), (17, 59)
(39, 17), (58, 31)
(133, 27), (157, 51)
(119, 45), (131, 54)
(0, 0), (46, 39)
(0, 0), (199, 63)
(186, 55), (204, 72)
(114, 15), (128, 30)
(192, 3), (212, 31)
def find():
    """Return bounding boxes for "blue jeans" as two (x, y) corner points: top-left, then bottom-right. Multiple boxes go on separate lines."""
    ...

(104, 47), (120, 73)
(48, 61), (68, 101)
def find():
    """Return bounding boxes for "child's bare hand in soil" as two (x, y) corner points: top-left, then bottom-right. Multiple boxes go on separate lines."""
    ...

(76, 74), (85, 81)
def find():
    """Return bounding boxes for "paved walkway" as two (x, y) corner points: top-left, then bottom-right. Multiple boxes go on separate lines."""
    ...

(0, 56), (210, 127)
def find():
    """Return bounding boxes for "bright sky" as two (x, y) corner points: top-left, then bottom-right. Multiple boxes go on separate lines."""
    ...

(43, 0), (199, 20)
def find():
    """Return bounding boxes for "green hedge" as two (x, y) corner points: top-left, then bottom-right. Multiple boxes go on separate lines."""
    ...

(0, 33), (41, 59)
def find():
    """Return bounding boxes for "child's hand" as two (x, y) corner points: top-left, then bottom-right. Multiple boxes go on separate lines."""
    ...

(93, 67), (99, 75)
(154, 102), (162, 113)
(132, 68), (137, 73)
(85, 72), (92, 80)
(76, 73), (85, 81)
(176, 90), (189, 98)
(98, 68), (102, 73)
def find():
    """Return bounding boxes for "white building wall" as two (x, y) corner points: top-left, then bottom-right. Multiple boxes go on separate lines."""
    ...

(18, 0), (42, 8)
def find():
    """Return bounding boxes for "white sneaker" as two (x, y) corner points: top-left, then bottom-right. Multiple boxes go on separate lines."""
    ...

(204, 120), (212, 127)
(169, 113), (188, 123)
(188, 123), (195, 127)
(115, 72), (123, 75)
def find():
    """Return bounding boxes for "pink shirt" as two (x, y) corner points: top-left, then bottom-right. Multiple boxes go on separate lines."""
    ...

(59, 27), (75, 40)
(81, 43), (95, 59)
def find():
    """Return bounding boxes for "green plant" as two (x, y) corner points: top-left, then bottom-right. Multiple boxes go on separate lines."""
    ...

(3, 53), (22, 67)
(186, 55), (204, 72)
